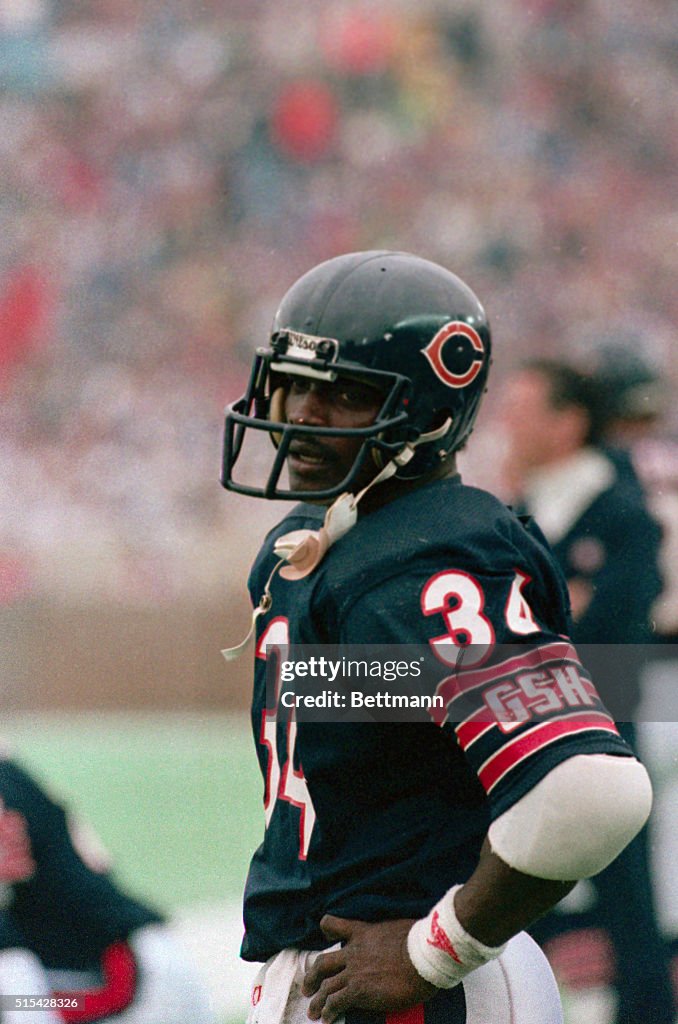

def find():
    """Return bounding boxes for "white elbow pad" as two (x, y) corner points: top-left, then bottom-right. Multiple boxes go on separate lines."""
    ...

(488, 754), (652, 880)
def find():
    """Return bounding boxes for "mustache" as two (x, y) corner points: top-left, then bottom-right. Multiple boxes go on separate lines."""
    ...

(288, 438), (339, 462)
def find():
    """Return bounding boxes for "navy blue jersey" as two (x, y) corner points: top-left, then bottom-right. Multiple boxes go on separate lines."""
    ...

(548, 471), (661, 648)
(241, 476), (632, 962)
(545, 458), (662, 718)
(0, 758), (162, 971)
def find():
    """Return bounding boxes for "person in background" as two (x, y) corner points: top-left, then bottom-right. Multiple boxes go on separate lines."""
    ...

(590, 346), (678, 640)
(0, 752), (215, 1024)
(501, 357), (675, 1024)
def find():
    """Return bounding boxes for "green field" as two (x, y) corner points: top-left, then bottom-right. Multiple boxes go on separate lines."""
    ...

(2, 712), (261, 910)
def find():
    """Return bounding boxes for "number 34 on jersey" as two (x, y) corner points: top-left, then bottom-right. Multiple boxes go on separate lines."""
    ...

(253, 569), (545, 861)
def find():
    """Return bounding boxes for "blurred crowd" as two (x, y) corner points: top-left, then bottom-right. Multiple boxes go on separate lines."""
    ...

(2, 0), (677, 604)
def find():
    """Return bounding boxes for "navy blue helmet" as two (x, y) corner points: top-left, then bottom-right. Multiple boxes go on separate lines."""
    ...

(222, 250), (491, 500)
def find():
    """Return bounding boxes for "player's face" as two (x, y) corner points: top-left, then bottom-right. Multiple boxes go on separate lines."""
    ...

(501, 370), (565, 470)
(282, 374), (386, 496)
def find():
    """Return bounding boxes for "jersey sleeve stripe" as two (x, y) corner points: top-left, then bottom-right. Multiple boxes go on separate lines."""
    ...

(453, 669), (601, 750)
(434, 640), (585, 706)
(476, 713), (621, 793)
(455, 714), (495, 749)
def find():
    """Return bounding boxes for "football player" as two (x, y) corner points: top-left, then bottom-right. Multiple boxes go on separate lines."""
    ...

(221, 251), (653, 1024)
(0, 754), (214, 1024)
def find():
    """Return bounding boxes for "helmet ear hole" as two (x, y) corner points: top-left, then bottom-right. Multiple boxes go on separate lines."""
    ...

(269, 386), (287, 447)
(429, 409), (453, 431)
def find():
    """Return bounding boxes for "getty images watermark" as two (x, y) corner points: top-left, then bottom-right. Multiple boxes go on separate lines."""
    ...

(262, 643), (678, 723)
(278, 652), (435, 711)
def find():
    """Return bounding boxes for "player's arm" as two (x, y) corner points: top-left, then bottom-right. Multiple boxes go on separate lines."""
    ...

(303, 752), (651, 1023)
(303, 856), (573, 1020)
(405, 750), (651, 979)
(303, 571), (652, 1021)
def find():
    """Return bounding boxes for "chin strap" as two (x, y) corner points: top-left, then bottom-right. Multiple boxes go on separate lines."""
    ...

(221, 423), (451, 662)
(220, 559), (282, 662)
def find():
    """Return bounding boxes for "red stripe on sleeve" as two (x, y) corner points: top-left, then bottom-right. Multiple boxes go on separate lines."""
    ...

(455, 711), (495, 749)
(434, 641), (585, 713)
(478, 713), (620, 793)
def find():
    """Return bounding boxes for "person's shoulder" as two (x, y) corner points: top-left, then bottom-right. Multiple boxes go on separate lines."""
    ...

(563, 456), (661, 558)
(409, 477), (544, 552)
(593, 453), (658, 519)
(316, 478), (570, 637)
(378, 476), (517, 533)
(444, 478), (522, 523)
(0, 757), (63, 820)
(0, 756), (42, 798)
(601, 444), (644, 495)
(325, 477), (546, 588)
(262, 502), (326, 546)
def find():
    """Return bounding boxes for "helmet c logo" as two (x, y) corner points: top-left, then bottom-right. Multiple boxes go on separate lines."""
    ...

(422, 321), (485, 389)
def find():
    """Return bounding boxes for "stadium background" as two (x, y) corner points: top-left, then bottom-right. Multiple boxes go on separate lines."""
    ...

(1, 2), (677, 1022)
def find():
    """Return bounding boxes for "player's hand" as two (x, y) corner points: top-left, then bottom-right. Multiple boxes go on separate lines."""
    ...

(302, 915), (438, 1024)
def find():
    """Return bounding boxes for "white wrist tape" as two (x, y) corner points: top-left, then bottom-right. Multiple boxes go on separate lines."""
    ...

(407, 885), (507, 989)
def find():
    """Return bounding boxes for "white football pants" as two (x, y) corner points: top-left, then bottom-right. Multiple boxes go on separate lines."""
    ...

(245, 931), (562, 1024)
